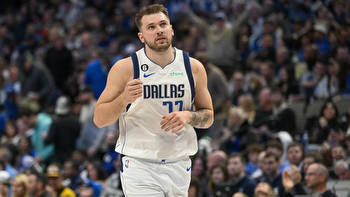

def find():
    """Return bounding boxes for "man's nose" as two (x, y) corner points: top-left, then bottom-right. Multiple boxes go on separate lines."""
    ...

(156, 27), (163, 35)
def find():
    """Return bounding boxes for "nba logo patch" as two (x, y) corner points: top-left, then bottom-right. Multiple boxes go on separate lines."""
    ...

(125, 160), (130, 168)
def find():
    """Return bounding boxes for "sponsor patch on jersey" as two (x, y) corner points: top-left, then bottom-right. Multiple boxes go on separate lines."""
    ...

(170, 72), (184, 76)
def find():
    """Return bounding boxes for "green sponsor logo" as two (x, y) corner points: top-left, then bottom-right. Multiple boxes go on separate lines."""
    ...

(170, 72), (184, 76)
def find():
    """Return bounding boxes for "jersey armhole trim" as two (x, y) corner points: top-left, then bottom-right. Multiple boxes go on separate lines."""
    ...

(183, 51), (195, 101)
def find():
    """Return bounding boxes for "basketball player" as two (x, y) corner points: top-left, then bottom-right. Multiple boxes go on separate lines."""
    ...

(94, 4), (214, 196)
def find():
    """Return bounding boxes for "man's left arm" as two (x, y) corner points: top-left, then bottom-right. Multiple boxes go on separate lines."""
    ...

(189, 58), (214, 128)
(160, 58), (214, 132)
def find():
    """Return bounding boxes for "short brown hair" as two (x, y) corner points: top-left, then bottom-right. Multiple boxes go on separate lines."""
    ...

(228, 152), (246, 164)
(135, 4), (170, 31)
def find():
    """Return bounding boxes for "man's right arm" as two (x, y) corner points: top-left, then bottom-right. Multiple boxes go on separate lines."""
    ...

(93, 57), (142, 128)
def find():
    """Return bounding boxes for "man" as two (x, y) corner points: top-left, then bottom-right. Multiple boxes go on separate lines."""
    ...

(46, 163), (76, 197)
(27, 171), (53, 197)
(62, 160), (83, 193)
(78, 86), (116, 158)
(282, 163), (337, 197)
(286, 142), (304, 170)
(270, 87), (296, 136)
(226, 153), (256, 197)
(334, 160), (350, 180)
(44, 96), (80, 164)
(256, 152), (284, 196)
(93, 4), (214, 196)
(305, 163), (338, 197)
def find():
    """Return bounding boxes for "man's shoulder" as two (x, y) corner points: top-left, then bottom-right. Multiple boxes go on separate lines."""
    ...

(109, 56), (133, 75)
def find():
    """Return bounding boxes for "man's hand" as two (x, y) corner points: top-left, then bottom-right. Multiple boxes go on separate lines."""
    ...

(282, 165), (302, 192)
(160, 111), (192, 133)
(123, 79), (143, 104)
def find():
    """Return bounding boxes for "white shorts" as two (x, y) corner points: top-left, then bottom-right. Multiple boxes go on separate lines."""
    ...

(120, 155), (192, 197)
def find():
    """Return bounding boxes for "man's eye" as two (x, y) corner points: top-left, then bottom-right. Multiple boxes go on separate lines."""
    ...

(160, 22), (166, 27)
(148, 26), (154, 30)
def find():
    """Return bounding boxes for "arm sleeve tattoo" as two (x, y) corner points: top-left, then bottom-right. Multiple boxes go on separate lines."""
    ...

(189, 109), (213, 128)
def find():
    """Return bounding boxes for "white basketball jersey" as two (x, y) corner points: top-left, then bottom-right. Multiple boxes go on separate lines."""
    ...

(115, 47), (198, 161)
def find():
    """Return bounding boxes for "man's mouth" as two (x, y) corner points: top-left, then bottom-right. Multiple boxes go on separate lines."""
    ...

(156, 37), (166, 41)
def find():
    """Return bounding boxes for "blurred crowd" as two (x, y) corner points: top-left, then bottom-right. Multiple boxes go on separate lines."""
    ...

(0, 0), (350, 197)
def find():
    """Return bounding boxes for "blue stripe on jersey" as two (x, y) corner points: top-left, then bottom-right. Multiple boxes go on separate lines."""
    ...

(131, 53), (140, 79)
(183, 51), (195, 101)
(126, 53), (140, 112)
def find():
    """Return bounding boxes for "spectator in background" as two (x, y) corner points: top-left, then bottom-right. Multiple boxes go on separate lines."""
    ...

(208, 164), (229, 197)
(283, 163), (337, 197)
(78, 185), (94, 197)
(44, 96), (80, 164)
(0, 171), (10, 197)
(191, 155), (209, 197)
(265, 140), (288, 171)
(16, 136), (35, 173)
(300, 57), (326, 101)
(183, 3), (250, 78)
(188, 177), (200, 197)
(301, 151), (323, 177)
(256, 152), (284, 196)
(100, 155), (123, 197)
(253, 87), (273, 129)
(62, 160), (83, 193)
(1, 120), (20, 146)
(101, 131), (119, 175)
(334, 160), (350, 180)
(207, 150), (228, 172)
(27, 171), (53, 197)
(221, 107), (254, 154)
(314, 59), (340, 99)
(286, 142), (304, 170)
(19, 54), (53, 108)
(44, 34), (74, 94)
(230, 71), (248, 106)
(254, 182), (275, 197)
(245, 144), (264, 177)
(276, 66), (299, 101)
(194, 52), (229, 140)
(77, 87), (116, 158)
(83, 49), (108, 99)
(46, 163), (76, 197)
(238, 94), (256, 124)
(12, 174), (29, 197)
(270, 87), (296, 136)
(227, 153), (256, 197)
(305, 99), (340, 144)
(17, 107), (53, 164)
(0, 145), (17, 178)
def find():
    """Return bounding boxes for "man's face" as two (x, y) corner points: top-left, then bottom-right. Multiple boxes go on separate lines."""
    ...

(263, 156), (279, 177)
(287, 146), (303, 166)
(138, 12), (174, 52)
(335, 164), (350, 180)
(332, 146), (345, 161)
(305, 164), (323, 189)
(227, 157), (244, 177)
(27, 174), (38, 195)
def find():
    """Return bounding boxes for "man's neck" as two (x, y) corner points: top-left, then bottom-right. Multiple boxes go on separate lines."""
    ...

(312, 183), (327, 194)
(145, 46), (175, 67)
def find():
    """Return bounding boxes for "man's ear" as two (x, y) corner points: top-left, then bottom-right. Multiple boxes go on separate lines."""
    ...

(171, 25), (174, 37)
(138, 32), (144, 43)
